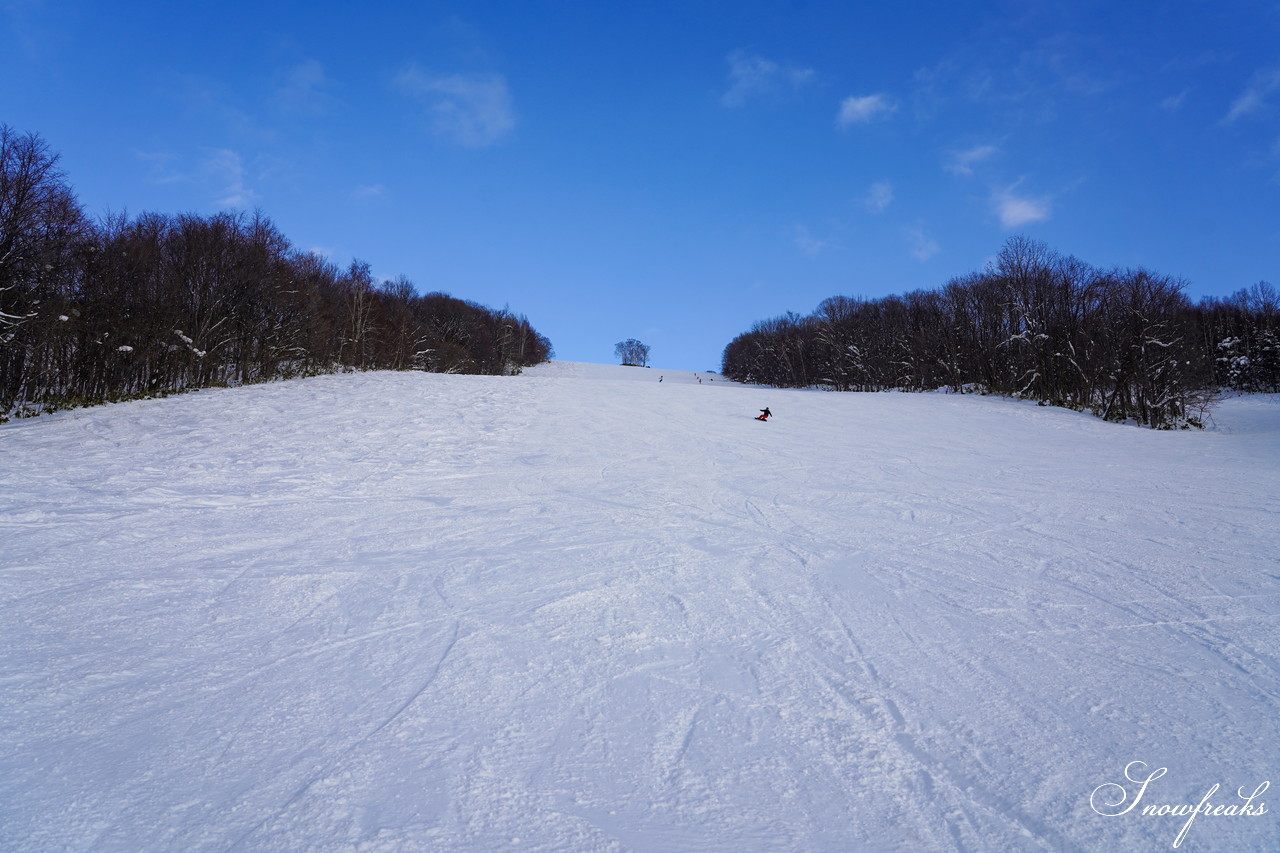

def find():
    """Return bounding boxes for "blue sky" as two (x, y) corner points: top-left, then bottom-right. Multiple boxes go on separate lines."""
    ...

(4, 1), (1278, 370)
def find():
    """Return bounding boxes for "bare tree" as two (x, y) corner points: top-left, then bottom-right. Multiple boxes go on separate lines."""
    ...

(614, 338), (650, 366)
(0, 126), (88, 404)
(2, 128), (555, 417)
(722, 236), (1227, 428)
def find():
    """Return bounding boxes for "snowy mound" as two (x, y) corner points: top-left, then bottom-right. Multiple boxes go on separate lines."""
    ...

(522, 360), (726, 385)
(2, 370), (1277, 851)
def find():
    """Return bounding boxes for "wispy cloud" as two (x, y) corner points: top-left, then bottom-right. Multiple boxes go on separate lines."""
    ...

(202, 149), (257, 208)
(864, 180), (893, 213)
(792, 224), (828, 257)
(1225, 67), (1280, 123)
(1159, 89), (1189, 113)
(352, 184), (386, 201)
(138, 147), (259, 208)
(721, 51), (814, 107)
(993, 182), (1050, 228)
(836, 93), (895, 126)
(274, 59), (335, 115)
(904, 225), (940, 261)
(137, 150), (185, 184)
(1161, 51), (1234, 74)
(946, 144), (999, 175)
(395, 65), (516, 147)
(908, 27), (1123, 129)
(175, 75), (266, 141)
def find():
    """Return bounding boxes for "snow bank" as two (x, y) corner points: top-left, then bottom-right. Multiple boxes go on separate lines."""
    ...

(2, 364), (1277, 851)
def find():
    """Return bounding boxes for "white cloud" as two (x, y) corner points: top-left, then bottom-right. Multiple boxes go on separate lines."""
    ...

(352, 184), (386, 201)
(275, 59), (335, 114)
(946, 144), (999, 175)
(836, 93), (894, 126)
(174, 75), (263, 141)
(792, 224), (827, 257)
(138, 147), (261, 208)
(1225, 67), (1280, 123)
(1159, 89), (1189, 113)
(993, 183), (1050, 228)
(904, 226), (940, 261)
(137, 150), (184, 184)
(864, 180), (893, 213)
(395, 65), (515, 147)
(721, 51), (814, 107)
(202, 149), (257, 208)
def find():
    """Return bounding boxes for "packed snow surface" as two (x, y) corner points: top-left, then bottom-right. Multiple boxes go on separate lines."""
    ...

(2, 362), (1278, 852)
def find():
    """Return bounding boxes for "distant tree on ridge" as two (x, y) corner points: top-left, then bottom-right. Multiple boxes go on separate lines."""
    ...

(614, 338), (650, 367)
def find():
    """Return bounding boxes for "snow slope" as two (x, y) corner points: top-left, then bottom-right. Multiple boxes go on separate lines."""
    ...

(2, 363), (1277, 852)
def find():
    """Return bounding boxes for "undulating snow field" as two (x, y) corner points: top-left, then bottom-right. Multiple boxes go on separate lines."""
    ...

(2, 362), (1278, 852)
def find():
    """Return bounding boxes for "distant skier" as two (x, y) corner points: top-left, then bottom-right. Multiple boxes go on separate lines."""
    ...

(756, 407), (772, 421)
(659, 376), (663, 382)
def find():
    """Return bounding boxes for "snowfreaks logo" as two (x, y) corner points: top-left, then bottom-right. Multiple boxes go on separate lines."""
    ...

(1089, 761), (1270, 848)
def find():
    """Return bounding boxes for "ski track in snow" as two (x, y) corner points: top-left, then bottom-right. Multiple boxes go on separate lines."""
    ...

(1, 362), (1278, 852)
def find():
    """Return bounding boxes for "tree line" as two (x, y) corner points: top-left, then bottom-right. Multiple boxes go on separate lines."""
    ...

(1, 125), (552, 418)
(721, 236), (1277, 428)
